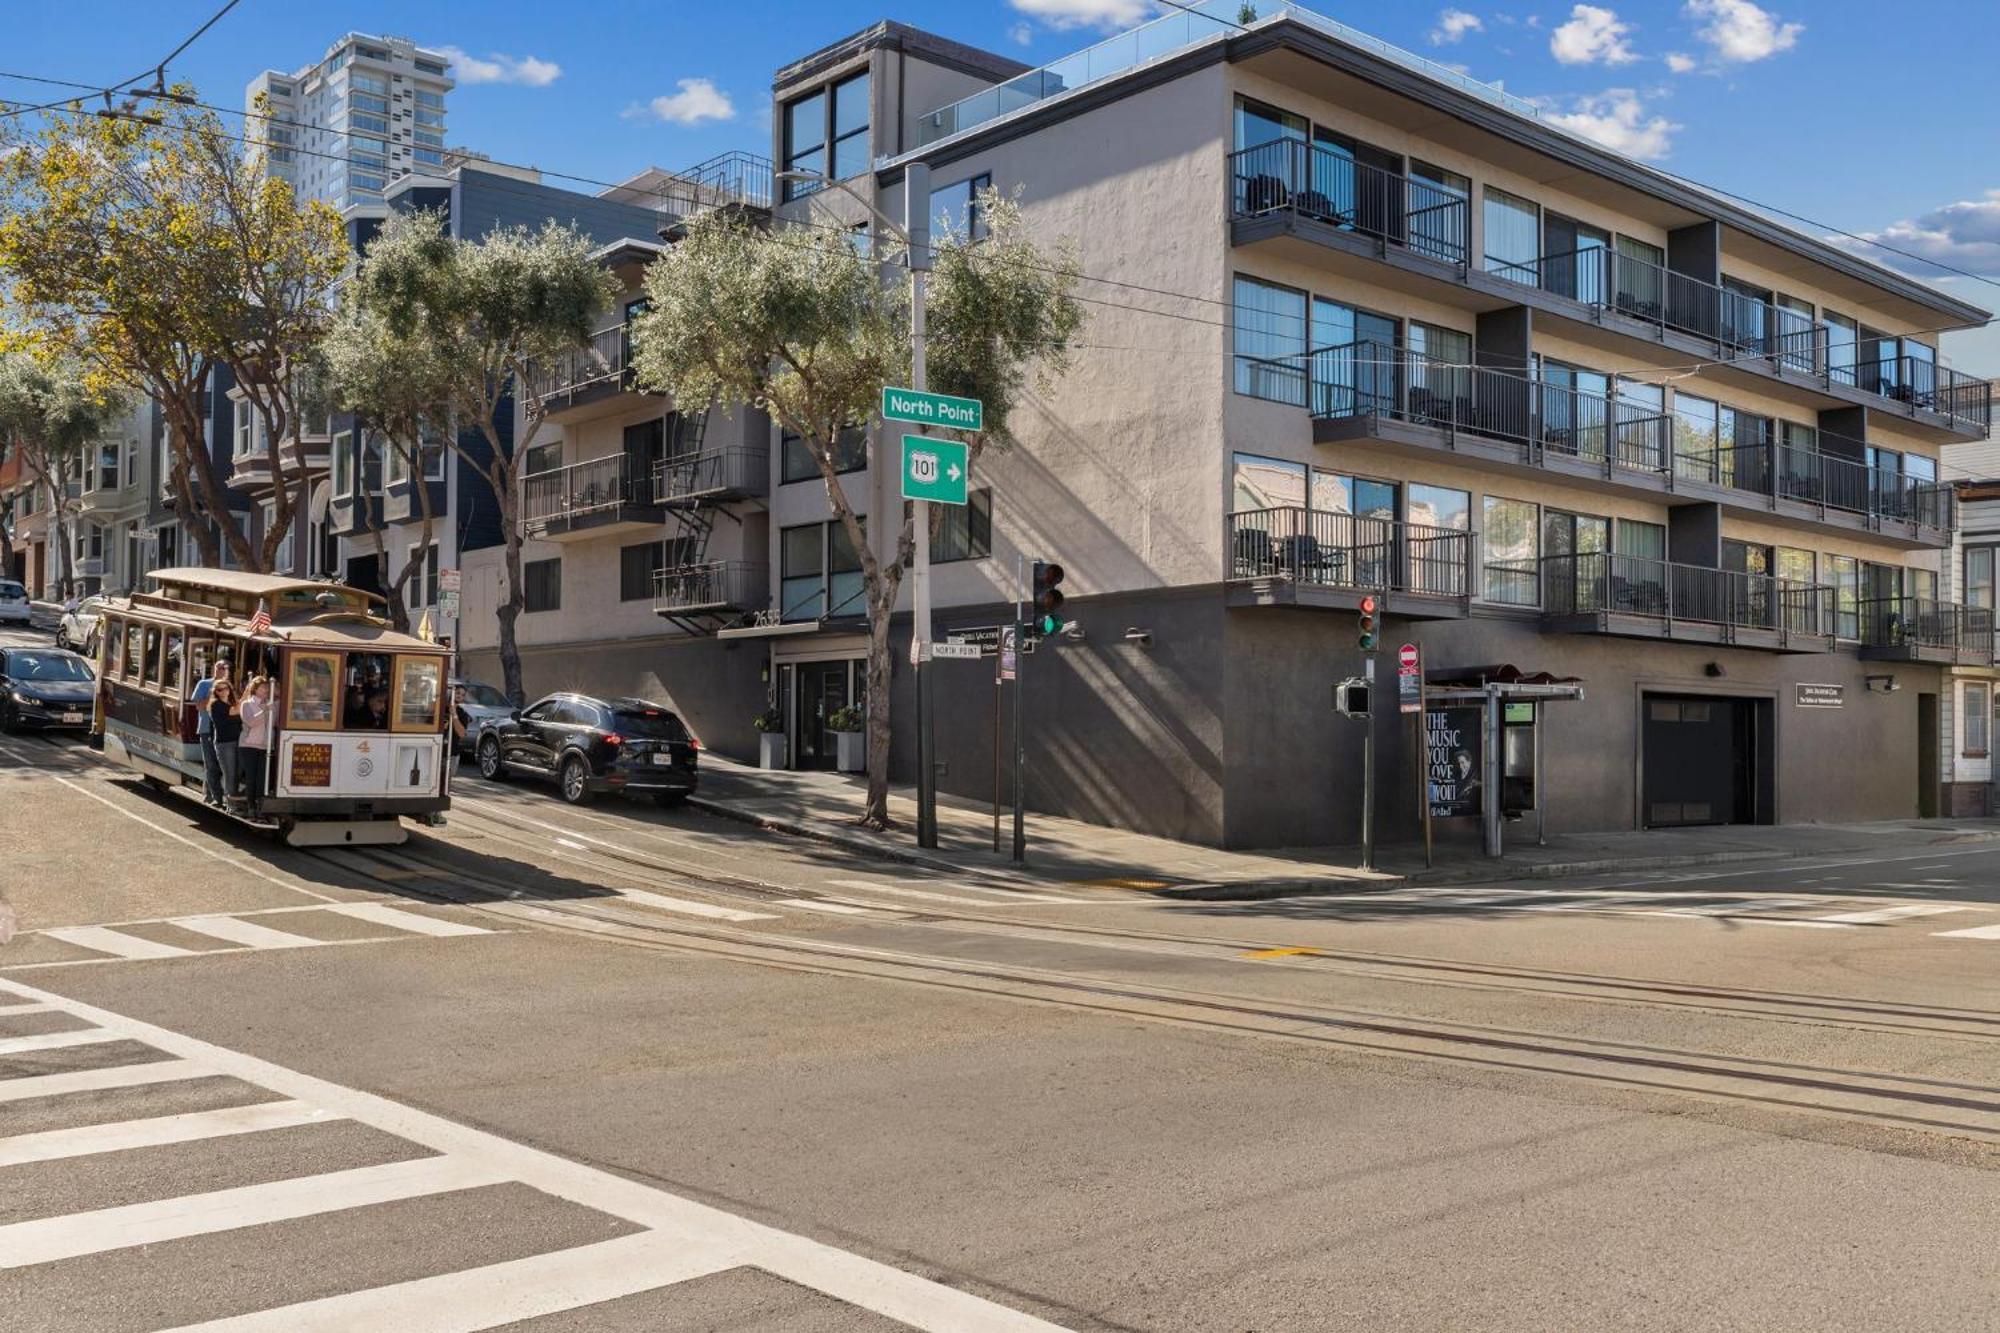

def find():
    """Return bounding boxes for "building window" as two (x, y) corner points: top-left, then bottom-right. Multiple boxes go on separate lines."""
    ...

(1407, 484), (1469, 532)
(351, 113), (389, 137)
(780, 523), (825, 621)
(332, 429), (354, 496)
(1483, 496), (1539, 605)
(96, 441), (120, 491)
(415, 89), (444, 110)
(415, 106), (445, 128)
(1829, 554), (1861, 638)
(1231, 453), (1306, 511)
(122, 439), (139, 489)
(1967, 684), (1991, 758)
(782, 71), (869, 201)
(1966, 547), (1995, 608)
(934, 488), (992, 564)
(620, 542), (665, 602)
(929, 173), (993, 242)
(1482, 187), (1540, 283)
(1233, 276), (1308, 404)
(414, 128), (444, 148)
(234, 401), (253, 465)
(523, 558), (561, 612)
(352, 92), (390, 116)
(780, 425), (866, 484)
(522, 441), (562, 477)
(414, 148), (445, 167)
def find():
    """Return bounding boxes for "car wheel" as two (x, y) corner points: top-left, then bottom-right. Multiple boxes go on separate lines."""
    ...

(477, 735), (506, 781)
(559, 754), (593, 805)
(651, 791), (688, 809)
(52, 628), (68, 651)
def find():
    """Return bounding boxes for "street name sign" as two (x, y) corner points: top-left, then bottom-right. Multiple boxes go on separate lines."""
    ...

(930, 642), (983, 660)
(882, 386), (983, 431)
(901, 434), (970, 505)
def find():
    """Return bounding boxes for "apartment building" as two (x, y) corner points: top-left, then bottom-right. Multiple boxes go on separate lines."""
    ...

(463, 6), (1994, 849)
(0, 450), (46, 594)
(140, 365), (251, 581)
(247, 32), (454, 246)
(1937, 420), (2000, 815)
(68, 396), (160, 595)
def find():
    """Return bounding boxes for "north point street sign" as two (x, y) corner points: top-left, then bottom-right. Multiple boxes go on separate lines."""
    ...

(901, 434), (969, 506)
(882, 386), (983, 432)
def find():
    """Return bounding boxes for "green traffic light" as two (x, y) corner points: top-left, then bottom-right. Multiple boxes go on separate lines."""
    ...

(1040, 614), (1064, 635)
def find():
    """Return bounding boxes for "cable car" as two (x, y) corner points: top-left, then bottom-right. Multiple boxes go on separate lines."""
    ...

(92, 568), (452, 847)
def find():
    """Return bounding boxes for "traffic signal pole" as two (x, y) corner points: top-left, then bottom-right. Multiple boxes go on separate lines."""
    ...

(1359, 595), (1379, 873)
(906, 165), (938, 850)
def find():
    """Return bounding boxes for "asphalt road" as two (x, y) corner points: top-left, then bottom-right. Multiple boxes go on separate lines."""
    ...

(2, 622), (1997, 1330)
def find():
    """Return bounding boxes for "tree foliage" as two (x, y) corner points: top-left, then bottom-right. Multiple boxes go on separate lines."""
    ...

(0, 93), (345, 570)
(633, 190), (1084, 827)
(345, 210), (621, 701)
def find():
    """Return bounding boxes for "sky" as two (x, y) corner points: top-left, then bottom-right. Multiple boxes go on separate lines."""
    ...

(7, 0), (2000, 366)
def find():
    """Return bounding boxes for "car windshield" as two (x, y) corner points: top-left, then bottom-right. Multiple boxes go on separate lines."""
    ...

(611, 708), (689, 741)
(457, 682), (508, 708)
(0, 582), (25, 599)
(9, 652), (93, 682)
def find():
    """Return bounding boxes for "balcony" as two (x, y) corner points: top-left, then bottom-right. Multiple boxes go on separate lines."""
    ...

(1859, 597), (1995, 666)
(1535, 552), (1836, 653)
(655, 446), (769, 506)
(1270, 340), (1957, 546)
(520, 455), (663, 542)
(1227, 146), (1991, 440)
(525, 324), (650, 421)
(653, 560), (767, 628)
(656, 152), (773, 237)
(1225, 505), (1470, 617)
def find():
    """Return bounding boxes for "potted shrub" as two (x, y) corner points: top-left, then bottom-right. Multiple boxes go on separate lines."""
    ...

(828, 705), (866, 773)
(753, 707), (786, 769)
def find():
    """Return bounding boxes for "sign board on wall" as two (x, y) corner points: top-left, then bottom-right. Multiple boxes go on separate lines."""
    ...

(1796, 683), (1845, 708)
(1425, 706), (1483, 818)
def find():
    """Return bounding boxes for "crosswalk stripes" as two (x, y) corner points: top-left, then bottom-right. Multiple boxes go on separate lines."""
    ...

(9, 902), (501, 969)
(1934, 923), (2000, 940)
(40, 925), (197, 960)
(0, 976), (1064, 1331)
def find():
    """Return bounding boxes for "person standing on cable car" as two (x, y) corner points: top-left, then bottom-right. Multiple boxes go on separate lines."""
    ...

(237, 675), (273, 819)
(209, 677), (243, 810)
(192, 658), (231, 806)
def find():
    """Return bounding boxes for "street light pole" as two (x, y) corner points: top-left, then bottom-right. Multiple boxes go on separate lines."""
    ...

(905, 163), (938, 848)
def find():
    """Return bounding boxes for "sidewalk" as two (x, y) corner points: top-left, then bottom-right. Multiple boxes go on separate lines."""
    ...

(689, 756), (2000, 896)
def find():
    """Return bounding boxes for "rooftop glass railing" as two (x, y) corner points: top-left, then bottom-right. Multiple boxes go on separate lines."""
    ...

(912, 0), (1538, 150)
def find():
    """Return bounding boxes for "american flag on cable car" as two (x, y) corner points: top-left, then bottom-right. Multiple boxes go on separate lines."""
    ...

(248, 599), (272, 635)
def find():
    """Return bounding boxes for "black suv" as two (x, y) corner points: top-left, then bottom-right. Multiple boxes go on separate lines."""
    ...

(476, 693), (699, 807)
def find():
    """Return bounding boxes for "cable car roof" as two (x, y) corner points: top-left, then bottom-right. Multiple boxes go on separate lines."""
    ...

(148, 567), (387, 608)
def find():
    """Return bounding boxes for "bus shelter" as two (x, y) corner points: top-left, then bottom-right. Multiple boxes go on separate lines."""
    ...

(1422, 665), (1585, 859)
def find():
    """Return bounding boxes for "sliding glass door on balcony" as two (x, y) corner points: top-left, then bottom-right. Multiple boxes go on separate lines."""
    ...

(1543, 214), (1610, 303)
(1308, 302), (1398, 417)
(1232, 277), (1308, 403)
(1483, 188), (1540, 284)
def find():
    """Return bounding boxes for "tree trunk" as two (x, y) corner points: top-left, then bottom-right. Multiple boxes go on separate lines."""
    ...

(861, 588), (897, 828)
(495, 482), (526, 707)
(0, 501), (14, 581)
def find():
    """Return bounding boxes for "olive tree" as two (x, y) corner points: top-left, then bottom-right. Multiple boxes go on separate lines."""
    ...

(345, 210), (620, 703)
(633, 192), (1083, 829)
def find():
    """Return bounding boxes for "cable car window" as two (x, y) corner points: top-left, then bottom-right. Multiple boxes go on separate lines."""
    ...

(344, 652), (394, 730)
(106, 620), (127, 680)
(189, 637), (215, 687)
(285, 651), (339, 730)
(141, 626), (162, 688)
(392, 656), (442, 731)
(162, 631), (184, 694)
(125, 623), (144, 679)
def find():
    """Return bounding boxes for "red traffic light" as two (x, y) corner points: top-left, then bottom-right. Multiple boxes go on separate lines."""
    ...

(1358, 595), (1377, 614)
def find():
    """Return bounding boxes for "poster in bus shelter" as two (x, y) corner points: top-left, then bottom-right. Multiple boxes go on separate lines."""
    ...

(1426, 706), (1483, 818)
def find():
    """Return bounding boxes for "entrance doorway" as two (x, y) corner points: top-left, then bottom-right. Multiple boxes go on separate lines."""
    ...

(1642, 693), (1771, 827)
(794, 660), (852, 770)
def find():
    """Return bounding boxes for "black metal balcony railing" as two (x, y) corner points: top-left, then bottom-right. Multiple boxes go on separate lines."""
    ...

(1229, 139), (1471, 266)
(1260, 339), (1958, 534)
(653, 560), (767, 614)
(657, 151), (774, 223)
(1542, 551), (1837, 640)
(1228, 505), (1470, 599)
(1860, 596), (1996, 661)
(526, 324), (631, 405)
(653, 446), (769, 503)
(521, 454), (651, 529)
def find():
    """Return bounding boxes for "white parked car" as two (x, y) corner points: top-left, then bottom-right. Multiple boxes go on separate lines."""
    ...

(0, 580), (30, 626)
(54, 595), (107, 655)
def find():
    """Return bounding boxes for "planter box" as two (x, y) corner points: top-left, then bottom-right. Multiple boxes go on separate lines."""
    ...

(834, 730), (865, 773)
(758, 732), (787, 769)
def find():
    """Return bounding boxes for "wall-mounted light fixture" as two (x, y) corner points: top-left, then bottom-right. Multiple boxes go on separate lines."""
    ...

(1865, 675), (1900, 694)
(1703, 662), (1725, 678)
(1123, 627), (1152, 647)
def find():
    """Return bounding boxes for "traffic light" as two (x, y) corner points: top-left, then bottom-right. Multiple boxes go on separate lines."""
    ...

(1032, 560), (1067, 636)
(1334, 678), (1370, 718)
(1357, 594), (1379, 652)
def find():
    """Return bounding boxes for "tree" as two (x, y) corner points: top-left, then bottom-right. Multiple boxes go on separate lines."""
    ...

(322, 298), (450, 633)
(346, 211), (620, 702)
(0, 349), (126, 598)
(633, 192), (1084, 828)
(0, 92), (345, 571)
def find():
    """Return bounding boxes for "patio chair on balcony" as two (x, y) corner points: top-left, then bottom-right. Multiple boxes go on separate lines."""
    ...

(1277, 533), (1332, 582)
(1409, 387), (1455, 428)
(1232, 525), (1274, 578)
(1611, 576), (1668, 617)
(1292, 190), (1350, 227)
(1241, 175), (1288, 214)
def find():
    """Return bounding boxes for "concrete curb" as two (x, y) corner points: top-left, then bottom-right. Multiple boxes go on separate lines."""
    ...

(687, 795), (1021, 882)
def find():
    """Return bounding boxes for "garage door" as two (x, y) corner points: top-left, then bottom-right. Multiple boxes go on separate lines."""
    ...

(1643, 694), (1759, 828)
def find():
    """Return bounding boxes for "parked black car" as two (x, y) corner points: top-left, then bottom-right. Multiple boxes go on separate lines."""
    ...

(476, 692), (698, 807)
(0, 646), (97, 733)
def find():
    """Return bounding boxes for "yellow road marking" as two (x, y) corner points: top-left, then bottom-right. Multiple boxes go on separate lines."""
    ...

(1075, 877), (1177, 890)
(1240, 947), (1324, 960)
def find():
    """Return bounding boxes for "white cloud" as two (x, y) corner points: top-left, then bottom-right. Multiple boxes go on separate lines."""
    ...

(1007, 0), (1153, 33)
(1664, 51), (1698, 73)
(1542, 88), (1679, 159)
(434, 45), (561, 88)
(1684, 0), (1802, 63)
(1430, 9), (1484, 44)
(1844, 191), (2000, 278)
(1549, 5), (1638, 65)
(626, 78), (736, 127)
(1009, 22), (1035, 46)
